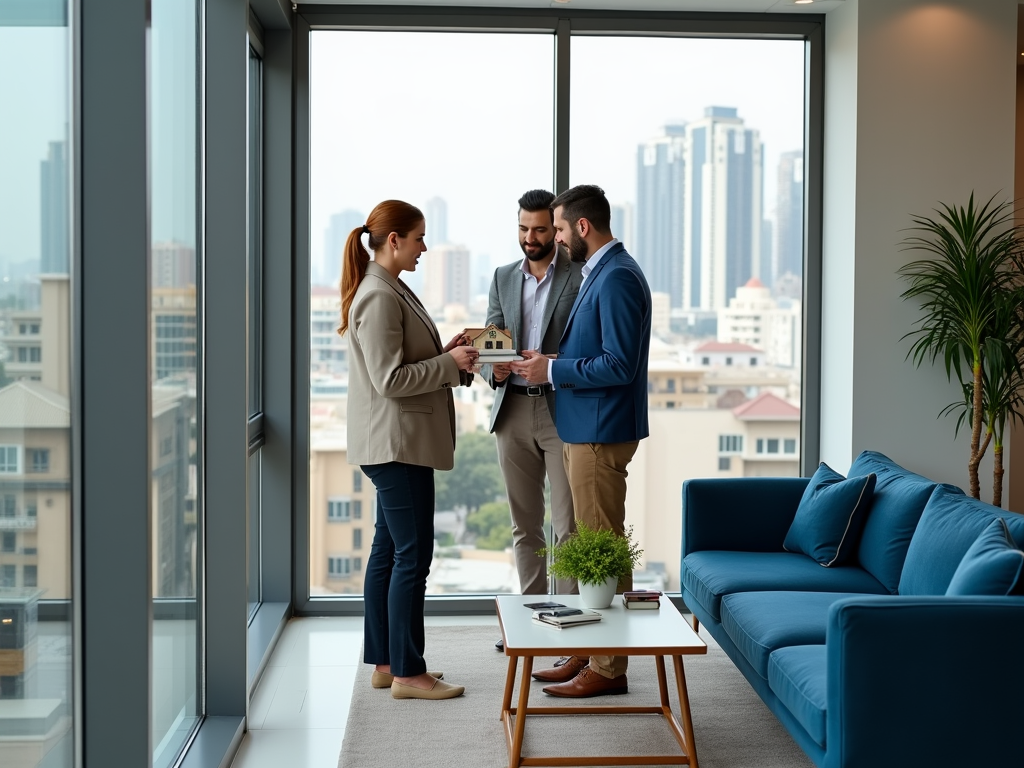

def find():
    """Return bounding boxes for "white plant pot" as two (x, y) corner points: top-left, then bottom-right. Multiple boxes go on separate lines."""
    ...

(579, 575), (618, 609)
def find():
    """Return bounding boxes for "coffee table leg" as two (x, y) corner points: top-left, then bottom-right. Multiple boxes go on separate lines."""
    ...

(655, 655), (670, 709)
(501, 655), (518, 720)
(673, 655), (699, 768)
(509, 656), (533, 768)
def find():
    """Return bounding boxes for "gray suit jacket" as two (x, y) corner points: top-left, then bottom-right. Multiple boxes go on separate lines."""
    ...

(346, 261), (461, 469)
(483, 249), (584, 432)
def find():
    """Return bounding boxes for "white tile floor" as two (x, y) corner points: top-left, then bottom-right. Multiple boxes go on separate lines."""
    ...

(229, 614), (499, 768)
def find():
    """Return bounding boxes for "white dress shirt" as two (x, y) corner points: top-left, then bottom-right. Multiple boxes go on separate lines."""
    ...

(510, 257), (555, 388)
(545, 238), (619, 384)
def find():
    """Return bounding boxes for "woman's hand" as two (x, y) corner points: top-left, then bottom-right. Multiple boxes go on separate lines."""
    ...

(448, 345), (479, 373)
(443, 332), (472, 353)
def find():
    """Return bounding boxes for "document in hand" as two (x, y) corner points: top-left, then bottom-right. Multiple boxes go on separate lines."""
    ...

(531, 608), (603, 628)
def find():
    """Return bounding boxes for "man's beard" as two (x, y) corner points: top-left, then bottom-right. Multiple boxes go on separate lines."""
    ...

(521, 238), (555, 262)
(566, 231), (588, 263)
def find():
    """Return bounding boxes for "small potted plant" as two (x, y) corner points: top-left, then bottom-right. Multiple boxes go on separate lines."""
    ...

(538, 521), (644, 609)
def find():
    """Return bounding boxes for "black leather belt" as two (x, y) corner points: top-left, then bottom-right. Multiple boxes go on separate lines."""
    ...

(508, 384), (552, 397)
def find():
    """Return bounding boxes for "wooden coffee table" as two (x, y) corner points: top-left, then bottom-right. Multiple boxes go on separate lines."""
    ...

(495, 594), (707, 768)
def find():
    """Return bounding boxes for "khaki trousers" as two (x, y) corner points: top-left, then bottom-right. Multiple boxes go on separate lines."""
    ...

(494, 392), (576, 595)
(563, 440), (639, 680)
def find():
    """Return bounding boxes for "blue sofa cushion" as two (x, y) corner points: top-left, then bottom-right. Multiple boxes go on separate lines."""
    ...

(682, 551), (888, 622)
(899, 485), (1024, 595)
(721, 591), (867, 680)
(849, 451), (949, 594)
(783, 463), (876, 566)
(946, 518), (1024, 596)
(768, 645), (827, 748)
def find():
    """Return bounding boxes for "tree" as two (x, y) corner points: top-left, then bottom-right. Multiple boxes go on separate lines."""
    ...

(466, 501), (513, 551)
(0, 360), (11, 389)
(434, 431), (506, 512)
(898, 193), (1024, 505)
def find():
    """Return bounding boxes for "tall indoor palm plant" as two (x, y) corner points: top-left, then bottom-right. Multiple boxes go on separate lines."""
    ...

(898, 193), (1024, 506)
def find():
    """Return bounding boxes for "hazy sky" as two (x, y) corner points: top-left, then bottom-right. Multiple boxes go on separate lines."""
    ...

(0, 27), (68, 270)
(310, 31), (804, 281)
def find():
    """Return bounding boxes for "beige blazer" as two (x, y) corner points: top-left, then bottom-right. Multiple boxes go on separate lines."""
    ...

(346, 261), (461, 470)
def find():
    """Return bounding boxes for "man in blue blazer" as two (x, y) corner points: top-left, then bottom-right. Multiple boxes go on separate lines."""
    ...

(512, 184), (651, 698)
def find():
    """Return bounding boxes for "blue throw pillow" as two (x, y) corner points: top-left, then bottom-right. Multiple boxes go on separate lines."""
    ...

(783, 463), (877, 566)
(946, 518), (1024, 596)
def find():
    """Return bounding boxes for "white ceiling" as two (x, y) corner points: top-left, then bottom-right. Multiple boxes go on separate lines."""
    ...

(301, 0), (845, 13)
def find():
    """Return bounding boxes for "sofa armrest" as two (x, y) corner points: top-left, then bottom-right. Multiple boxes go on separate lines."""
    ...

(826, 596), (1024, 768)
(681, 477), (809, 556)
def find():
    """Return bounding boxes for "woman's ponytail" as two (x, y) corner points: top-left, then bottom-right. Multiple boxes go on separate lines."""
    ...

(338, 226), (370, 335)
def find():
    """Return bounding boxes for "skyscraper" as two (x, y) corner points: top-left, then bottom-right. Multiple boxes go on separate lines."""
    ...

(683, 107), (763, 311)
(322, 209), (364, 285)
(423, 196), (449, 245)
(423, 242), (470, 314)
(40, 140), (69, 274)
(610, 201), (634, 255)
(775, 149), (804, 284)
(635, 125), (687, 307)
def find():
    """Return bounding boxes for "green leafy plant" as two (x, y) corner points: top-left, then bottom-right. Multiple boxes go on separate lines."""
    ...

(897, 193), (1024, 505)
(538, 520), (643, 586)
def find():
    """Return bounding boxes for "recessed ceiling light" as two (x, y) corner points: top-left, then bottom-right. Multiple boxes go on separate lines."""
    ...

(553, 0), (571, 4)
(794, 0), (814, 4)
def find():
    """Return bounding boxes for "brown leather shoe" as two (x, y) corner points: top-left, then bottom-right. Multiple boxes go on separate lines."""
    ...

(542, 666), (628, 698)
(531, 655), (588, 683)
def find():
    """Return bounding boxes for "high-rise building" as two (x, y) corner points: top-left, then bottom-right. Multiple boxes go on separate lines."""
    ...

(610, 201), (634, 254)
(775, 149), (804, 285)
(152, 242), (196, 288)
(423, 196), (448, 245)
(322, 209), (364, 286)
(40, 140), (69, 275)
(683, 107), (763, 311)
(635, 125), (686, 307)
(423, 242), (471, 314)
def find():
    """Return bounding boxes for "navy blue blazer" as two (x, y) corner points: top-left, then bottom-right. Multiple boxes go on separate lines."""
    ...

(550, 242), (651, 444)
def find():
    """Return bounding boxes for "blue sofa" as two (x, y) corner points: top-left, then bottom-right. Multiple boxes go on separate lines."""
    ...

(680, 451), (1024, 768)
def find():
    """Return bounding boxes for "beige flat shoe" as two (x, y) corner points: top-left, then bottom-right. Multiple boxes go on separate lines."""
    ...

(390, 678), (465, 700)
(371, 670), (443, 689)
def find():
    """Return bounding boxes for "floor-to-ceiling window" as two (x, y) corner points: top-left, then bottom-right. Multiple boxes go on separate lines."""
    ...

(307, 30), (555, 597)
(149, 1), (202, 764)
(300, 10), (819, 605)
(569, 35), (806, 591)
(0, 4), (74, 766)
(248, 38), (265, 622)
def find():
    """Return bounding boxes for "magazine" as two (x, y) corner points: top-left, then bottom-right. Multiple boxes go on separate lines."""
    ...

(531, 608), (603, 628)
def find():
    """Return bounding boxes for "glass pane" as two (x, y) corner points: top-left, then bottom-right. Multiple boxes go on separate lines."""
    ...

(570, 36), (805, 591)
(309, 31), (554, 595)
(247, 44), (263, 618)
(248, 450), (261, 618)
(149, 2), (200, 765)
(0, 6), (74, 766)
(248, 45), (263, 417)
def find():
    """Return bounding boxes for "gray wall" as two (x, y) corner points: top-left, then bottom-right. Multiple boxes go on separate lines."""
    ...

(821, 0), (1017, 505)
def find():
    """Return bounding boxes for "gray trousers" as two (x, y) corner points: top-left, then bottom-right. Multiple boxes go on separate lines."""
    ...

(494, 391), (576, 595)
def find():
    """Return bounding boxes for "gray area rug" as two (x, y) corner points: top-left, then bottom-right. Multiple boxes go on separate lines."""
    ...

(339, 624), (813, 768)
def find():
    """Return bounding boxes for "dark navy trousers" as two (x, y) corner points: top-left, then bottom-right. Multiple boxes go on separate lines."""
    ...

(360, 462), (435, 677)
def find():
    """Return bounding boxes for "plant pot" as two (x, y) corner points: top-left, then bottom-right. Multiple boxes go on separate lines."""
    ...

(579, 575), (618, 609)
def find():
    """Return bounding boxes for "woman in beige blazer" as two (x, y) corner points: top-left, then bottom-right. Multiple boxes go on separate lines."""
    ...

(340, 200), (478, 701)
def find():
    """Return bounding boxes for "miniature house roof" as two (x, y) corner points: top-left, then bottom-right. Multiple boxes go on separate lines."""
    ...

(466, 324), (513, 344)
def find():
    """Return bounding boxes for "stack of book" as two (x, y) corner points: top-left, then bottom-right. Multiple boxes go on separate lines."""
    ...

(622, 590), (662, 610)
(532, 608), (603, 629)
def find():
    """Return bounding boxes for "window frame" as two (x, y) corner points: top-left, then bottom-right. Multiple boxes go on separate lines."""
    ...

(290, 5), (824, 617)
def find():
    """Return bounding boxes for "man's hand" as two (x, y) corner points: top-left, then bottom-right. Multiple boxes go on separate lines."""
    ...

(510, 349), (550, 385)
(492, 363), (511, 382)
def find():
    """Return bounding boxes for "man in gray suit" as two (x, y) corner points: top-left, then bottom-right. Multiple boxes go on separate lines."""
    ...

(485, 190), (584, 642)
